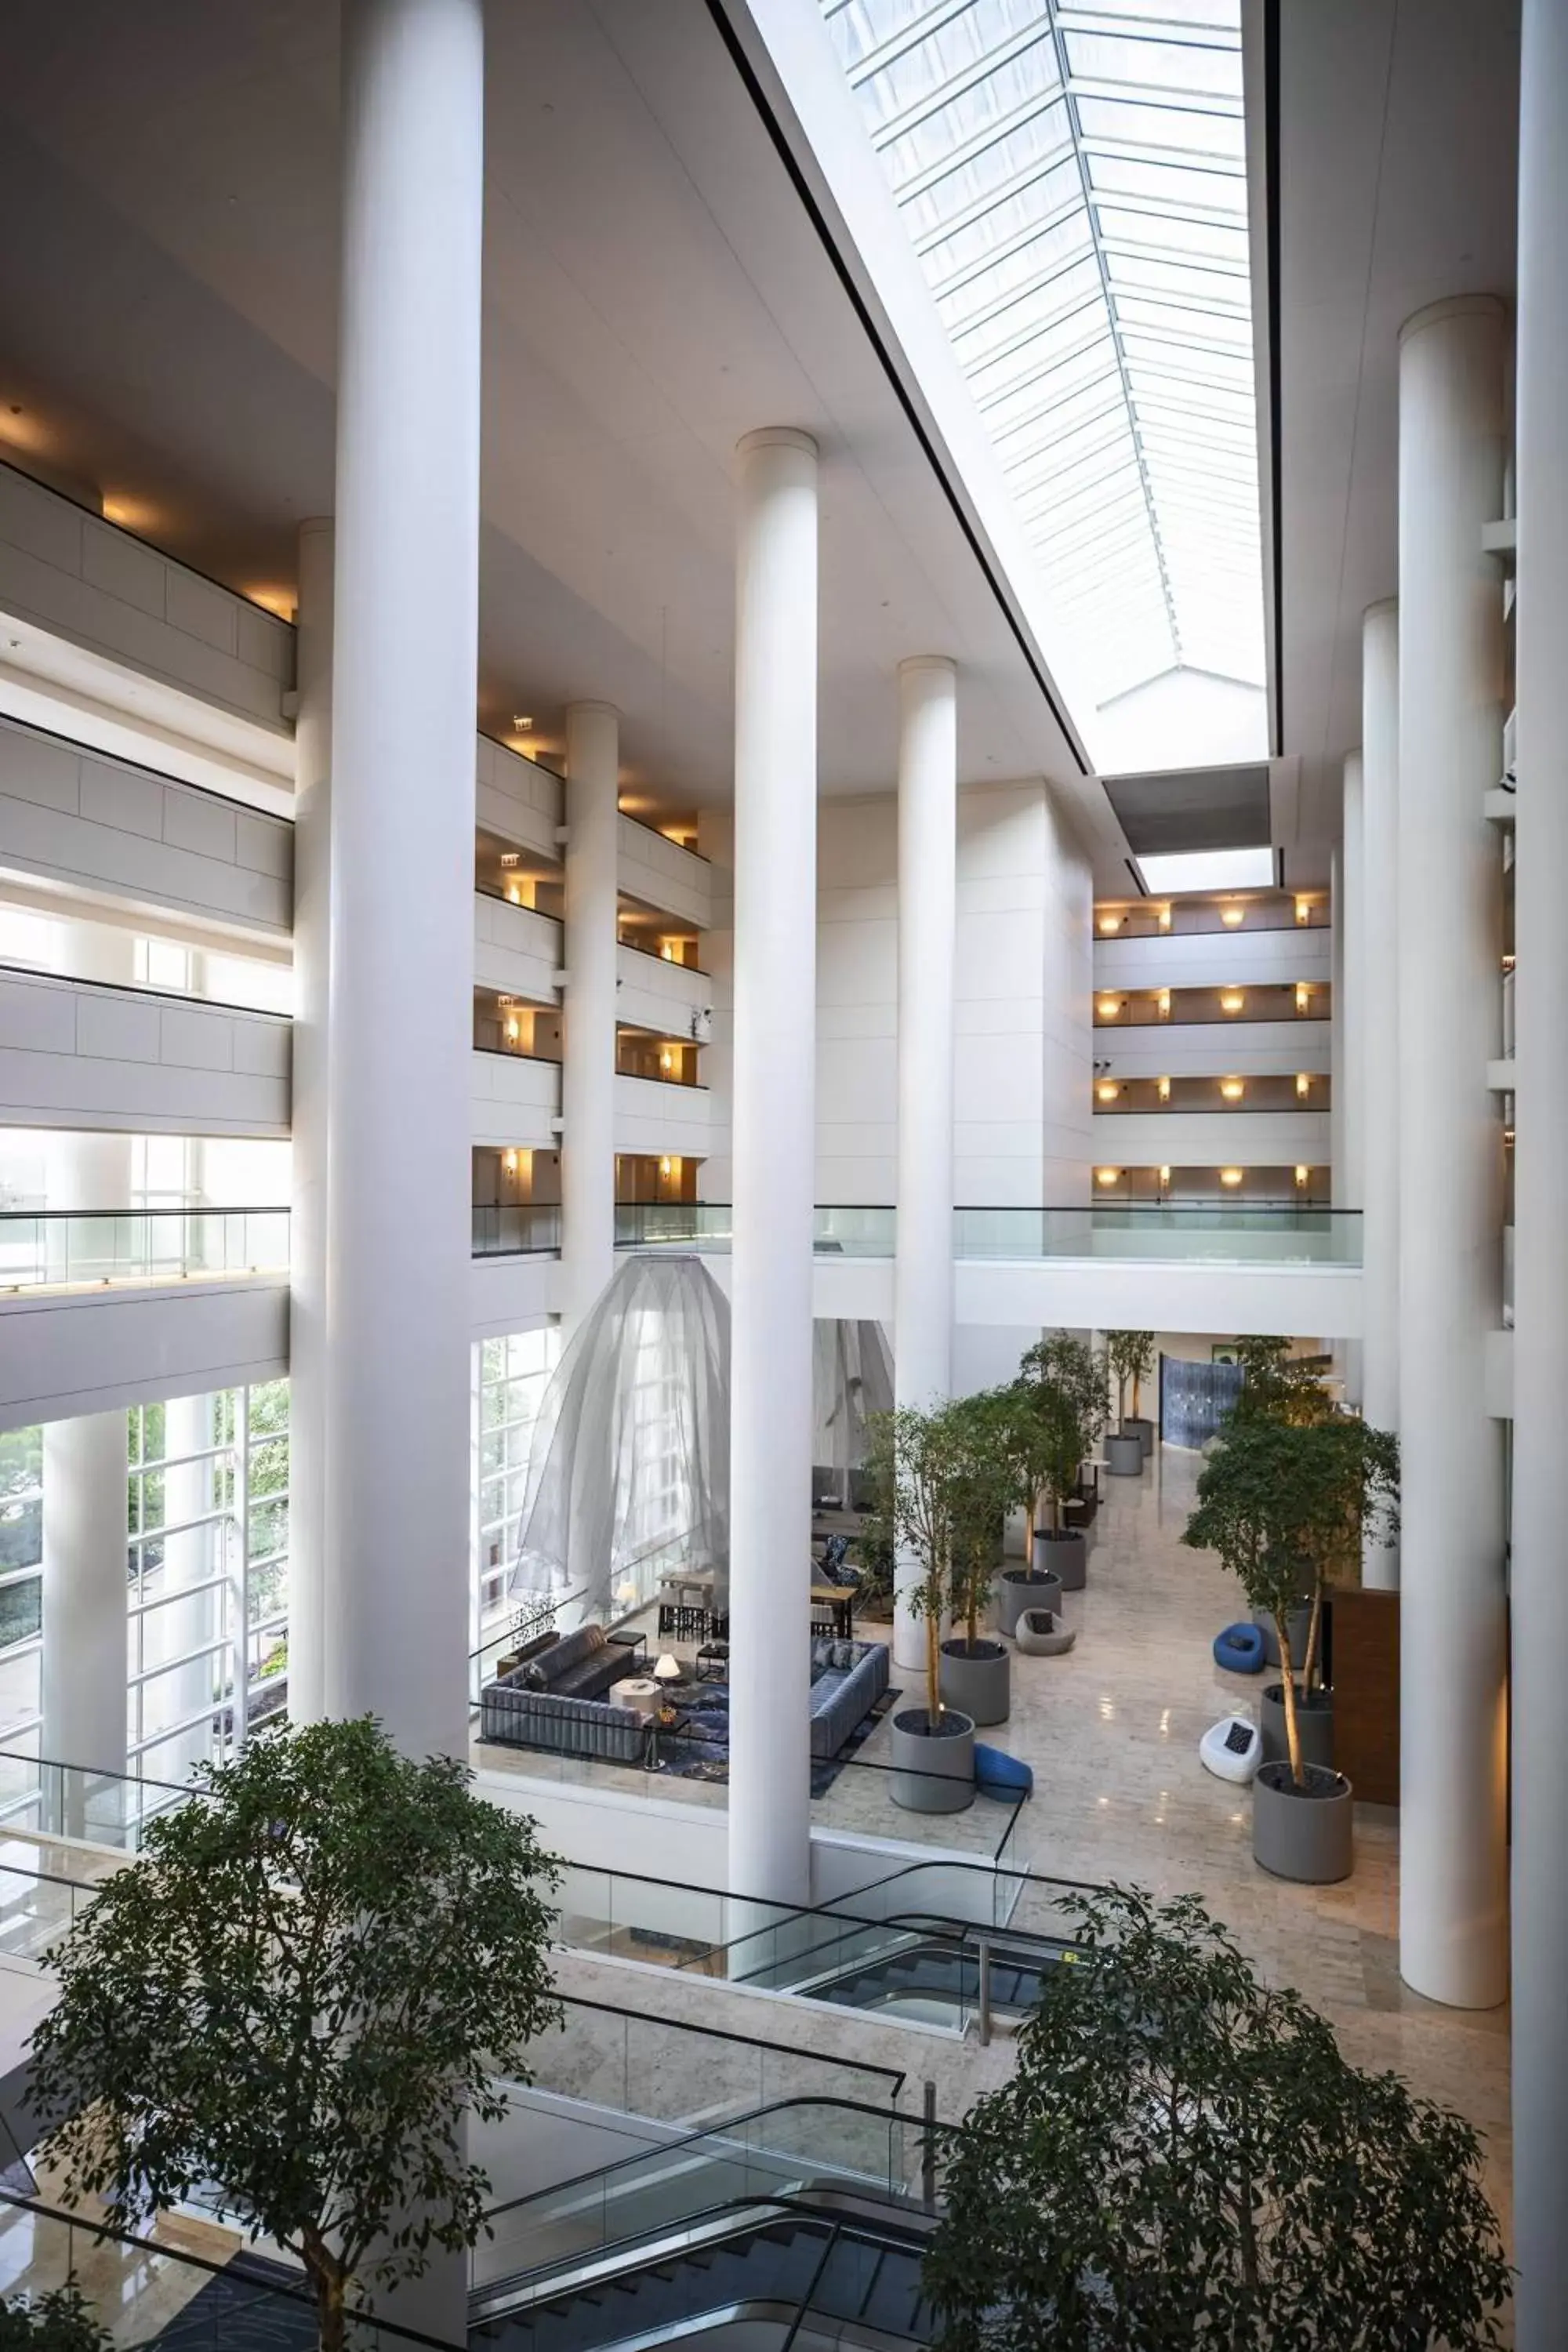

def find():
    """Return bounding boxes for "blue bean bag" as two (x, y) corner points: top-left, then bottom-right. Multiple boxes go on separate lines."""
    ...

(1213, 1622), (1266, 1675)
(974, 1744), (1034, 1797)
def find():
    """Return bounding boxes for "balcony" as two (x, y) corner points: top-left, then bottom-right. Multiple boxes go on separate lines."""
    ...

(1094, 891), (1328, 941)
(1094, 1073), (1330, 1115)
(0, 1206), (289, 1293)
(0, 967), (290, 1136)
(614, 1202), (1362, 1268)
(1094, 981), (1329, 1029)
(472, 1203), (561, 1258)
(1095, 926), (1333, 995)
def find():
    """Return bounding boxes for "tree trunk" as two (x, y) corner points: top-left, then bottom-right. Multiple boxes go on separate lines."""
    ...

(1300, 1579), (1324, 1697)
(927, 1610), (942, 1729)
(1276, 1620), (1305, 1788)
(303, 2232), (348, 2352)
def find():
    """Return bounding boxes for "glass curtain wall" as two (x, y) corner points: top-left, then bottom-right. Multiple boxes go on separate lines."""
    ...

(472, 1328), (561, 1665)
(0, 1429), (43, 1759)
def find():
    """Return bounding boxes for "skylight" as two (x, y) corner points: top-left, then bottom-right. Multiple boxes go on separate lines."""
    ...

(821, 0), (1268, 760)
(1137, 845), (1274, 894)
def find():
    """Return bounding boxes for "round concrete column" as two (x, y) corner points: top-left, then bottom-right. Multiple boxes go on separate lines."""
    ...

(1511, 0), (1568, 2329)
(1359, 601), (1400, 1577)
(561, 701), (620, 1328)
(727, 428), (818, 1908)
(323, 0), (484, 1762)
(892, 656), (956, 1673)
(1396, 296), (1508, 2010)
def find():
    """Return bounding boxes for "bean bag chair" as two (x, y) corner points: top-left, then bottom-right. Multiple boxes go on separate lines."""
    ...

(974, 1744), (1034, 1798)
(1200, 1714), (1263, 1784)
(1213, 1621), (1266, 1675)
(1015, 1608), (1076, 1657)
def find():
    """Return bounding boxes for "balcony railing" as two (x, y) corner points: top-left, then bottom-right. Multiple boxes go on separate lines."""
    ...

(472, 1203), (562, 1258)
(0, 1207), (289, 1293)
(614, 1203), (1363, 1267)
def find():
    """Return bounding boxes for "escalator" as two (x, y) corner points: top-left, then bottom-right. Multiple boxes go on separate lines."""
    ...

(471, 2198), (934, 2350)
(799, 1930), (1065, 2024)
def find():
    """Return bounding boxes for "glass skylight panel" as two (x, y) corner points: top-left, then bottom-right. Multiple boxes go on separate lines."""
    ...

(1137, 848), (1274, 894)
(822, 0), (1265, 731)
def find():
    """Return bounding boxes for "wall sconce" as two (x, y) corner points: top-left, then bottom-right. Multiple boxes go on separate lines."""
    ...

(1219, 1077), (1245, 1102)
(1158, 905), (1172, 931)
(1219, 1167), (1244, 1188)
(1220, 989), (1245, 1014)
(1097, 996), (1121, 1020)
(1159, 1165), (1171, 1185)
(506, 881), (522, 905)
(1095, 1167), (1122, 1189)
(1221, 904), (1245, 928)
(1295, 984), (1311, 1014)
(660, 941), (678, 961)
(503, 1149), (518, 1177)
(1157, 1076), (1171, 1102)
(1294, 898), (1312, 926)
(1097, 912), (1122, 936)
(1157, 989), (1171, 1018)
(659, 1156), (673, 1179)
(660, 1047), (675, 1075)
(1294, 1165), (1309, 1186)
(1096, 1080), (1119, 1104)
(506, 1017), (521, 1046)
(1295, 1072), (1310, 1098)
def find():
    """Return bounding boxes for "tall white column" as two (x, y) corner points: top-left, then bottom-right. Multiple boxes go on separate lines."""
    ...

(1396, 296), (1508, 2011)
(323, 0), (483, 1761)
(727, 428), (818, 1908)
(289, 517), (332, 1727)
(1360, 604), (1400, 1577)
(561, 702), (620, 1328)
(1338, 753), (1365, 1223)
(1510, 2), (1568, 2331)
(892, 655), (956, 1674)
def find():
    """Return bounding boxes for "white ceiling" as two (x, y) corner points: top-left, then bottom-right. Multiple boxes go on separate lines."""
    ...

(1272, 0), (1520, 866)
(0, 0), (1111, 825)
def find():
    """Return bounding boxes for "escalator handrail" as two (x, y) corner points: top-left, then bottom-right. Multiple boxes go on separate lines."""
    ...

(729, 1912), (1073, 2001)
(481, 2092), (935, 2229)
(692, 1896), (1080, 1990)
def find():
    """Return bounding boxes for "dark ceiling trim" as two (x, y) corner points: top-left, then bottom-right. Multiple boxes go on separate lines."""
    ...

(702, 0), (1091, 778)
(1264, 0), (1284, 755)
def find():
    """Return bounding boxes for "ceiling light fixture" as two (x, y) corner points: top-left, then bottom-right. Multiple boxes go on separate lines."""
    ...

(1219, 1167), (1244, 1188)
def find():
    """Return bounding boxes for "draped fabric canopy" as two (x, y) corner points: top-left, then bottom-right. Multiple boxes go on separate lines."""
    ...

(510, 1255), (890, 1619)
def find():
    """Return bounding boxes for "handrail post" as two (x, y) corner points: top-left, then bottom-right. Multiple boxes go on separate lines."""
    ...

(921, 2079), (938, 2209)
(977, 1934), (993, 2046)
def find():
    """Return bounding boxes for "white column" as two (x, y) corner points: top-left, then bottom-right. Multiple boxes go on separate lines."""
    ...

(1360, 604), (1400, 1577)
(727, 428), (818, 1908)
(892, 655), (956, 1673)
(1511, 2), (1568, 2330)
(323, 0), (483, 1761)
(289, 517), (332, 1726)
(561, 702), (619, 1327)
(1396, 296), (1508, 2010)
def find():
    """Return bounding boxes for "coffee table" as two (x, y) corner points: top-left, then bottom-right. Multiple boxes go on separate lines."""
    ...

(612, 1677), (662, 1720)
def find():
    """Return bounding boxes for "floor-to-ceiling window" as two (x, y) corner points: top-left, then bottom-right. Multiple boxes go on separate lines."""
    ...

(472, 1327), (560, 1674)
(0, 1428), (43, 1772)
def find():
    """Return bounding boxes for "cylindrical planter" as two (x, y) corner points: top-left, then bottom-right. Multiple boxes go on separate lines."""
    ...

(1105, 1432), (1145, 1478)
(1252, 1760), (1353, 1883)
(939, 1639), (1010, 1727)
(1033, 1531), (1086, 1594)
(890, 1707), (975, 1813)
(1122, 1415), (1155, 1459)
(1258, 1683), (1334, 1770)
(999, 1566), (1054, 1635)
(1015, 1570), (1063, 1625)
(1253, 1602), (1312, 1670)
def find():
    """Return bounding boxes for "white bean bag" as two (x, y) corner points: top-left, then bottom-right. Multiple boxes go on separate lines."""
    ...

(1200, 1714), (1262, 1784)
(1015, 1608), (1076, 1657)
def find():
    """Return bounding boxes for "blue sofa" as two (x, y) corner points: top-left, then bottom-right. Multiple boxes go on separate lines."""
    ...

(808, 1636), (890, 1762)
(480, 1624), (646, 1762)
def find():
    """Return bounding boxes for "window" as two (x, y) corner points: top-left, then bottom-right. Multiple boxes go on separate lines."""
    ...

(0, 1429), (43, 1803)
(473, 1328), (561, 1660)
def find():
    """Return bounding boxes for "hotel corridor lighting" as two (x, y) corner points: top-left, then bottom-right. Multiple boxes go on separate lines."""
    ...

(1295, 898), (1312, 925)
(503, 1150), (517, 1176)
(1295, 1166), (1309, 1185)
(1098, 912), (1122, 936)
(1296, 1073), (1310, 1098)
(1098, 996), (1120, 1020)
(1096, 1167), (1121, 1189)
(1158, 1076), (1171, 1102)
(1158, 906), (1172, 932)
(1097, 1081), (1119, 1104)
(1220, 1168), (1243, 1188)
(1295, 984), (1311, 1013)
(1157, 989), (1171, 1018)
(1221, 905), (1245, 928)
(1220, 989), (1245, 1014)
(506, 1018), (520, 1045)
(1219, 1078), (1244, 1102)
(1160, 1166), (1171, 1185)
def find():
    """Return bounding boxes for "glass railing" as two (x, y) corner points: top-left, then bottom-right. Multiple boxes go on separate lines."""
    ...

(611, 1202), (1362, 1265)
(472, 1203), (562, 1257)
(0, 1743), (206, 1851)
(0, 1207), (289, 1291)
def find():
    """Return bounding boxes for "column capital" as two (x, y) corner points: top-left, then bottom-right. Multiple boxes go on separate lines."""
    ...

(1363, 595), (1398, 626)
(898, 653), (958, 681)
(1399, 292), (1508, 347)
(736, 426), (818, 463)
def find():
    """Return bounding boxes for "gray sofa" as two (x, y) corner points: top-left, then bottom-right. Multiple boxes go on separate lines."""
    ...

(480, 1624), (646, 1762)
(808, 1636), (890, 1762)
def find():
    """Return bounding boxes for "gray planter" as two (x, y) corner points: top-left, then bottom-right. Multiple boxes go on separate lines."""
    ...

(1105, 1432), (1145, 1478)
(1015, 1570), (1064, 1625)
(1253, 1760), (1353, 1883)
(1259, 1682), (1334, 1770)
(890, 1707), (975, 1813)
(1033, 1530), (1087, 1593)
(1253, 1602), (1312, 1670)
(1122, 1414), (1155, 1458)
(999, 1565), (1058, 1634)
(940, 1638), (1010, 1726)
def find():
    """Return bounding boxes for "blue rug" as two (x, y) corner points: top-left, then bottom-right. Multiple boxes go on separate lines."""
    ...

(653, 1680), (898, 1797)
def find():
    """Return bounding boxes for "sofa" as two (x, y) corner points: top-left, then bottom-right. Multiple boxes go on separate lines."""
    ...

(480, 1623), (646, 1761)
(808, 1636), (890, 1763)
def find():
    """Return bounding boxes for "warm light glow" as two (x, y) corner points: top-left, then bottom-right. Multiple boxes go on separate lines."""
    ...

(245, 585), (295, 620)
(512, 713), (534, 731)
(1294, 898), (1312, 925)
(1295, 983), (1310, 1013)
(1219, 989), (1245, 1014)
(653, 1653), (682, 1683)
(1219, 1076), (1244, 1102)
(1158, 905), (1172, 931)
(1295, 1165), (1309, 1185)
(1220, 904), (1245, 928)
(506, 881), (522, 905)
(660, 1048), (675, 1075)
(505, 1017), (520, 1046)
(1096, 1080), (1119, 1104)
(1157, 1076), (1171, 1102)
(1095, 1167), (1122, 1189)
(1097, 996), (1120, 1020)
(1159, 1165), (1171, 1185)
(659, 1156), (673, 1179)
(101, 492), (160, 532)
(503, 1149), (518, 1176)
(661, 942), (678, 962)
(1157, 989), (1171, 1018)
(1296, 1072), (1310, 1098)
(1219, 1167), (1244, 1187)
(1097, 912), (1121, 936)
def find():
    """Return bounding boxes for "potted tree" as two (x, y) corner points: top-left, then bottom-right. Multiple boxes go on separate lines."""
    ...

(937, 1389), (1022, 1730)
(923, 1885), (1511, 2350)
(996, 1334), (1106, 1616)
(1106, 1328), (1156, 1461)
(869, 1406), (977, 1813)
(1225, 1339), (1338, 1663)
(28, 1719), (562, 2351)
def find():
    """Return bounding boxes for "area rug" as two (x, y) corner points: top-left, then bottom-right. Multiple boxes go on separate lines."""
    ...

(652, 1682), (899, 1798)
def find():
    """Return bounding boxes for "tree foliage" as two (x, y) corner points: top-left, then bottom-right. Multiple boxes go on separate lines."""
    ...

(29, 1719), (562, 2351)
(1106, 1330), (1155, 1424)
(924, 1886), (1510, 2352)
(1227, 1336), (1336, 1428)
(1009, 1334), (1109, 1534)
(867, 1397), (1014, 1722)
(0, 2291), (109, 2350)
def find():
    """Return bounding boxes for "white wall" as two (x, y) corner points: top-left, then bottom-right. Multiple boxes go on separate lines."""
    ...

(471, 1049), (560, 1150)
(473, 893), (561, 1005)
(1094, 926), (1333, 993)
(0, 968), (290, 1137)
(475, 735), (560, 860)
(1092, 1109), (1330, 1167)
(1098, 1020), (1332, 1081)
(0, 1277), (289, 1431)
(617, 815), (713, 929)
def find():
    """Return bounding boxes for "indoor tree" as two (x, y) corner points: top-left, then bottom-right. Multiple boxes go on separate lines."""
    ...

(1182, 1414), (1399, 1785)
(29, 1718), (562, 2352)
(0, 2292), (109, 2351)
(1105, 1329), (1155, 1431)
(1011, 1332), (1108, 1538)
(942, 1389), (1025, 1658)
(1227, 1334), (1336, 1427)
(868, 1399), (1011, 1726)
(924, 1885), (1511, 2352)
